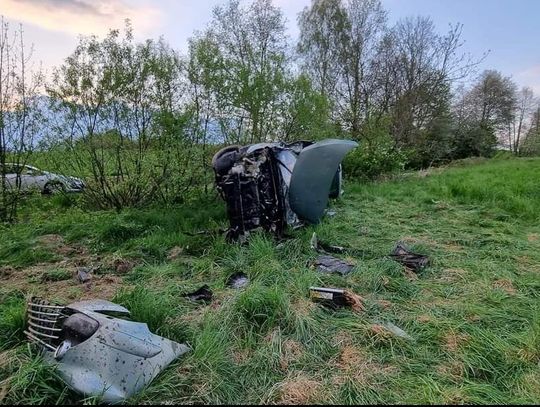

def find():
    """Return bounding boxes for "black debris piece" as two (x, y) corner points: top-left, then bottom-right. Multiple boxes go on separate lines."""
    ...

(310, 232), (346, 254)
(77, 267), (92, 284)
(389, 241), (430, 272)
(313, 254), (355, 276)
(226, 272), (250, 289)
(184, 285), (213, 303)
(309, 287), (364, 312)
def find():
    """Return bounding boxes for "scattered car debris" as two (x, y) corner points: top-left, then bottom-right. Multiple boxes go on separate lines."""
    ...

(183, 285), (213, 303)
(374, 321), (414, 341)
(313, 255), (355, 276)
(309, 287), (365, 312)
(25, 297), (190, 403)
(212, 139), (358, 240)
(226, 272), (250, 289)
(325, 210), (337, 217)
(389, 241), (430, 272)
(76, 267), (92, 284)
(310, 232), (346, 254)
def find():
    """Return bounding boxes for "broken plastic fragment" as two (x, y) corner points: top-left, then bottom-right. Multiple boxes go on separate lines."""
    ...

(389, 241), (430, 272)
(77, 267), (91, 283)
(310, 232), (346, 254)
(313, 255), (355, 276)
(184, 285), (213, 303)
(309, 287), (364, 312)
(25, 297), (190, 403)
(380, 321), (413, 340)
(226, 272), (250, 289)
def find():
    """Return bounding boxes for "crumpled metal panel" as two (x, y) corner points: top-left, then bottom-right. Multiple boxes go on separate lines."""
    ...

(67, 299), (130, 315)
(289, 139), (358, 224)
(26, 299), (189, 404)
(44, 309), (189, 403)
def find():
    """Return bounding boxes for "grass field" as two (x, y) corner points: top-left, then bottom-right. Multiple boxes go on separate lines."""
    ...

(1, 157), (539, 404)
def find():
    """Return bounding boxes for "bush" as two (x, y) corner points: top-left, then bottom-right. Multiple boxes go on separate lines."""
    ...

(343, 118), (407, 180)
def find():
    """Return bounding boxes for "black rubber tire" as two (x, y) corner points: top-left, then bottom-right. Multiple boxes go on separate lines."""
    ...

(43, 182), (66, 195)
(212, 145), (242, 174)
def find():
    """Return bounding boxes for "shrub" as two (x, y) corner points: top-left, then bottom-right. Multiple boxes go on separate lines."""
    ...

(344, 133), (407, 180)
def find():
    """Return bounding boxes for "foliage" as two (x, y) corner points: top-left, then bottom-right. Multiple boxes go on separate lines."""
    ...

(0, 18), (44, 222)
(344, 117), (407, 179)
(46, 24), (200, 210)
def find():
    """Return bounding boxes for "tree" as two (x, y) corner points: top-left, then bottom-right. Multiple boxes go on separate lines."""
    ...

(508, 87), (535, 154)
(521, 104), (540, 156)
(188, 0), (290, 144)
(0, 17), (44, 221)
(297, 0), (348, 98)
(298, 0), (387, 138)
(451, 70), (518, 158)
(47, 23), (196, 209)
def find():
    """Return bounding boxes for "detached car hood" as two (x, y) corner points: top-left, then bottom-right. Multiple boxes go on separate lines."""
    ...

(289, 139), (358, 224)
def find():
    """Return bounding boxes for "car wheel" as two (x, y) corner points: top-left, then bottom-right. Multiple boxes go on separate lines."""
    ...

(43, 182), (66, 195)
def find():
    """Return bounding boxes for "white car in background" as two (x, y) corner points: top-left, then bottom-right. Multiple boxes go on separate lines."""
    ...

(0, 164), (85, 194)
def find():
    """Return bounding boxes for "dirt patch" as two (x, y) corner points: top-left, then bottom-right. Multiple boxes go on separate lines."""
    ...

(436, 360), (465, 381)
(527, 233), (539, 242)
(492, 279), (516, 295)
(0, 266), (15, 278)
(280, 339), (304, 370)
(403, 267), (419, 281)
(337, 345), (367, 371)
(368, 324), (392, 339)
(442, 331), (470, 353)
(332, 344), (398, 387)
(277, 374), (321, 405)
(437, 268), (467, 283)
(0, 262), (126, 303)
(442, 242), (465, 253)
(417, 314), (432, 323)
(37, 234), (87, 257)
(515, 255), (540, 274)
(292, 298), (316, 317)
(167, 246), (184, 261)
(377, 299), (393, 310)
(112, 258), (136, 274)
(232, 349), (252, 365)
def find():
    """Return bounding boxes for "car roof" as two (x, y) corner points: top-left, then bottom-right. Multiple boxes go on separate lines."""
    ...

(2, 163), (40, 171)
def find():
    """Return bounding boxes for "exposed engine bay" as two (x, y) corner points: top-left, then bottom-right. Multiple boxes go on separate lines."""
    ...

(212, 139), (358, 240)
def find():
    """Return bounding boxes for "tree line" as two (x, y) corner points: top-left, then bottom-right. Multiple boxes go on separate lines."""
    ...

(1, 0), (539, 220)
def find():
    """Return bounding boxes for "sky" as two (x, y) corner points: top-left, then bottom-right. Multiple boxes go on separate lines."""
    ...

(0, 0), (539, 93)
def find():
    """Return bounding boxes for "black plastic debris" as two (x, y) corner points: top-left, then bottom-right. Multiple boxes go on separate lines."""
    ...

(313, 255), (355, 276)
(226, 272), (250, 289)
(389, 241), (430, 272)
(309, 287), (364, 312)
(310, 232), (346, 254)
(76, 267), (92, 284)
(183, 285), (213, 303)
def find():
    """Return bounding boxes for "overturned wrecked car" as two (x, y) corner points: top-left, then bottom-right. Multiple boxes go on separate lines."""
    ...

(25, 298), (190, 403)
(212, 139), (358, 240)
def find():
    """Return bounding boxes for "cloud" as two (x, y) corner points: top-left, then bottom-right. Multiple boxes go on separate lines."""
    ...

(515, 65), (540, 95)
(1, 0), (162, 37)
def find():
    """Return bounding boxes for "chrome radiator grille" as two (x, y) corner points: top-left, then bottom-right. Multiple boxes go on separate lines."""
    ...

(25, 297), (66, 351)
